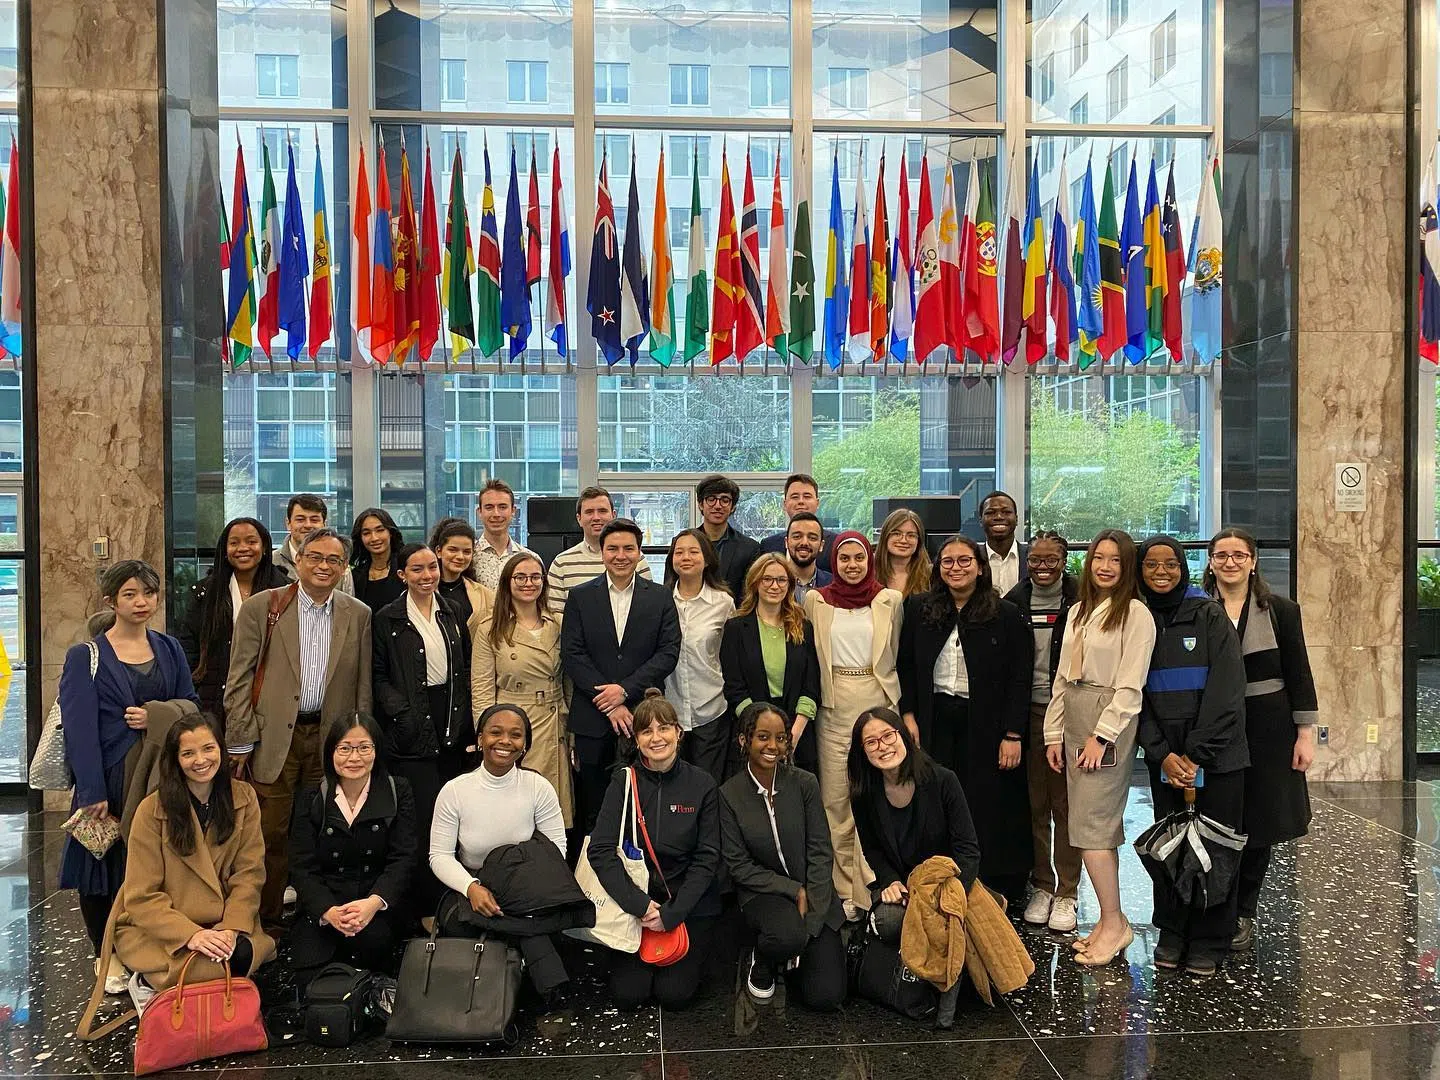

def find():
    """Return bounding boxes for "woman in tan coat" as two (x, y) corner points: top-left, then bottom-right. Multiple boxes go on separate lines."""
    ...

(107, 713), (274, 1002)
(471, 552), (573, 826)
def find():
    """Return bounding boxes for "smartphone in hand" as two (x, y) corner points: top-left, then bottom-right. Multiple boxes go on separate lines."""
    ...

(1075, 742), (1118, 768)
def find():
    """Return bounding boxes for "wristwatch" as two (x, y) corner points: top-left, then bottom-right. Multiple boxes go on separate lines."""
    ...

(1094, 735), (1112, 748)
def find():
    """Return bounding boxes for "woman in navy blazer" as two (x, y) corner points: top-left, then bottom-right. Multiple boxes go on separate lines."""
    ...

(59, 560), (199, 975)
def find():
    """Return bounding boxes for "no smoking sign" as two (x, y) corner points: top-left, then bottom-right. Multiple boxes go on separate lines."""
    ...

(1334, 462), (1367, 513)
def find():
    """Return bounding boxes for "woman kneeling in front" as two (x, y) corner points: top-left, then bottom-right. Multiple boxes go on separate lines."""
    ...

(720, 702), (846, 1009)
(103, 713), (271, 1011)
(588, 690), (721, 1010)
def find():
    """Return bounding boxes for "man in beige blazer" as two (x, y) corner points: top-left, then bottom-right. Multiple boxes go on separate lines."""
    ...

(224, 526), (373, 926)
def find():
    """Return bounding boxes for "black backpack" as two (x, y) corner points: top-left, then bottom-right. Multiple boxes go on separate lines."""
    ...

(305, 962), (374, 1047)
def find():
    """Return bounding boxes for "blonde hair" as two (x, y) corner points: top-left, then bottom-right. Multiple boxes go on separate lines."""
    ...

(733, 553), (807, 644)
(876, 509), (932, 597)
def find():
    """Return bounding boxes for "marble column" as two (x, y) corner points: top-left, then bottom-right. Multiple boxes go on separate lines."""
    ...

(31, 0), (167, 715)
(1295, 0), (1408, 779)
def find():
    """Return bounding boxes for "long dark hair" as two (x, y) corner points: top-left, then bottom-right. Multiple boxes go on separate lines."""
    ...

(1202, 527), (1272, 610)
(428, 516), (478, 582)
(158, 713), (235, 857)
(663, 528), (730, 595)
(193, 517), (282, 683)
(1076, 529), (1140, 634)
(919, 534), (1000, 628)
(847, 707), (934, 803)
(489, 552), (550, 649)
(350, 508), (404, 574)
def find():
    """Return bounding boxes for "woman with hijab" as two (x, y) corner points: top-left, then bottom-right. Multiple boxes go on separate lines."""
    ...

(801, 531), (903, 918)
(1136, 535), (1248, 976)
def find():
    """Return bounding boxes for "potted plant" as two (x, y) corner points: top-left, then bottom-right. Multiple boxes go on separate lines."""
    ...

(1418, 558), (1440, 658)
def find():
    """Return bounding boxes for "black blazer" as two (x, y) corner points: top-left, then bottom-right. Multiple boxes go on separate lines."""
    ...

(852, 765), (981, 893)
(1004, 575), (1079, 686)
(372, 594), (473, 761)
(179, 567), (290, 724)
(560, 575), (682, 739)
(719, 764), (843, 936)
(288, 771), (417, 921)
(712, 527), (762, 601)
(719, 613), (821, 771)
(896, 595), (1033, 750)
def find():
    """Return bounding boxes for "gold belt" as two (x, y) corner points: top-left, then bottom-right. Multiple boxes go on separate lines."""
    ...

(834, 666), (875, 677)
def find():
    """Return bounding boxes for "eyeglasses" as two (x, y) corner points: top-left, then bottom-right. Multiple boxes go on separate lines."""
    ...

(301, 553), (346, 568)
(1142, 560), (1184, 572)
(939, 556), (976, 569)
(701, 494), (735, 507)
(1210, 551), (1253, 564)
(512, 573), (545, 585)
(892, 531), (921, 542)
(1027, 557), (1064, 569)
(759, 575), (791, 588)
(335, 742), (376, 757)
(862, 728), (900, 753)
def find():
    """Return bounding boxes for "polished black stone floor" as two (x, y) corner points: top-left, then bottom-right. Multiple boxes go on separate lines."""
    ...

(3, 779), (1440, 1078)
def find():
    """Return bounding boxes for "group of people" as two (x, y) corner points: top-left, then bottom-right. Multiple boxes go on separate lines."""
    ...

(58, 471), (1318, 1027)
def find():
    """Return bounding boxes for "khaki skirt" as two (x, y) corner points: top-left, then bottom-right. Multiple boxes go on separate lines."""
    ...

(1060, 682), (1136, 850)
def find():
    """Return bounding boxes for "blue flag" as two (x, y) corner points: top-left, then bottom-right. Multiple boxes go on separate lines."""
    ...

(1121, 156), (1147, 363)
(587, 158), (624, 366)
(1076, 159), (1103, 361)
(619, 154), (651, 365)
(500, 148), (531, 359)
(822, 153), (849, 371)
(278, 140), (309, 361)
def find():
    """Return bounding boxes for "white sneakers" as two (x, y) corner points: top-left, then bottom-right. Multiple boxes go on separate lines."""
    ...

(1023, 890), (1054, 926)
(128, 970), (157, 1017)
(97, 954), (128, 996)
(284, 885), (298, 907)
(1022, 890), (1079, 932)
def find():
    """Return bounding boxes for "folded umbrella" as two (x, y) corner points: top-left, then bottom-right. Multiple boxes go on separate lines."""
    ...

(1133, 786), (1248, 910)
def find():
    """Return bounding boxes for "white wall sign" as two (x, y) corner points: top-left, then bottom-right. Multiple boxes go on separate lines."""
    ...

(1334, 462), (1367, 513)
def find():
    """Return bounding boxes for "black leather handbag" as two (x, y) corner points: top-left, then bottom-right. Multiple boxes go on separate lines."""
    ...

(386, 927), (523, 1045)
(854, 938), (938, 1022)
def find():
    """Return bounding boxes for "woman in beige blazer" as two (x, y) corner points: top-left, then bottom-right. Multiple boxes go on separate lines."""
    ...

(471, 552), (574, 826)
(107, 713), (274, 1000)
(801, 531), (903, 914)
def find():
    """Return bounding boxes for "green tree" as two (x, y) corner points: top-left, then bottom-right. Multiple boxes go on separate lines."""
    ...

(813, 396), (922, 532)
(1029, 397), (1199, 539)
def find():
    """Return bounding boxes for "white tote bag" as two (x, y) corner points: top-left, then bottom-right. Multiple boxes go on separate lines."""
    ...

(566, 768), (647, 953)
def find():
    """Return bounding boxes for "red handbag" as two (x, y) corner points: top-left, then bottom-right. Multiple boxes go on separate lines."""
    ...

(630, 768), (691, 967)
(133, 952), (267, 1074)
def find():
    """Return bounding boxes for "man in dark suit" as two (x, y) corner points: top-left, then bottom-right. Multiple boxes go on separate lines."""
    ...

(759, 473), (834, 573)
(696, 474), (761, 599)
(561, 517), (682, 830)
(980, 490), (1029, 596)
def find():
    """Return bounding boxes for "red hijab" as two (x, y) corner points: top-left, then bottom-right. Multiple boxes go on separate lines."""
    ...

(817, 530), (885, 610)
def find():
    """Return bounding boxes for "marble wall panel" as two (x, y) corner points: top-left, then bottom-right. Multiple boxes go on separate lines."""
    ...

(1295, 0), (1406, 114)
(1307, 644), (1405, 781)
(31, 0), (158, 91)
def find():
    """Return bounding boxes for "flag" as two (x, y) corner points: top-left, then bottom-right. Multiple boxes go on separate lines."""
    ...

(501, 146), (532, 358)
(1049, 151), (1077, 363)
(1142, 158), (1167, 360)
(943, 163), (965, 354)
(390, 138), (420, 366)
(822, 152), (849, 370)
(1075, 158), (1102, 366)
(1161, 161), (1187, 363)
(999, 151), (1024, 365)
(1097, 157), (1126, 360)
(218, 180), (229, 368)
(764, 155), (790, 356)
(350, 144), (373, 361)
(546, 144), (571, 359)
(277, 139), (309, 361)
(526, 148), (543, 293)
(308, 137), (333, 359)
(619, 149), (651, 365)
(475, 140), (503, 358)
(711, 146), (740, 365)
(683, 144), (708, 362)
(417, 141), (441, 361)
(736, 146), (765, 361)
(650, 147), (677, 366)
(443, 144), (476, 357)
(869, 152), (889, 361)
(1022, 157), (1047, 363)
(789, 148), (815, 364)
(255, 140), (281, 358)
(912, 154), (944, 364)
(225, 145), (257, 368)
(1121, 154), (1147, 363)
(1423, 146), (1440, 361)
(890, 152), (914, 362)
(587, 155), (623, 366)
(965, 161), (1000, 362)
(369, 138), (395, 364)
(1190, 155), (1223, 363)
(0, 139), (18, 356)
(846, 160), (870, 360)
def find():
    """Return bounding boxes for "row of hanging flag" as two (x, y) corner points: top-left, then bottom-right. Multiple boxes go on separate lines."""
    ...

(219, 132), (1224, 370)
(0, 139), (23, 361)
(1419, 140), (1440, 362)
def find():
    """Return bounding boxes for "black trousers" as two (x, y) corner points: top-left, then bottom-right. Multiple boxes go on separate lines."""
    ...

(682, 715), (733, 787)
(80, 891), (120, 955)
(609, 916), (715, 1010)
(1148, 768), (1246, 961)
(574, 730), (618, 834)
(741, 894), (846, 1010)
(288, 910), (400, 987)
(1237, 844), (1272, 919)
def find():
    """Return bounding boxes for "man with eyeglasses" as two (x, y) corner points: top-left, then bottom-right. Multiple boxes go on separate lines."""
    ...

(980, 491), (1028, 595)
(274, 493), (354, 595)
(225, 526), (374, 928)
(695, 474), (761, 599)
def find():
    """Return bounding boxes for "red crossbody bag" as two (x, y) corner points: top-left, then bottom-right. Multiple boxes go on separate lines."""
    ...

(630, 767), (690, 967)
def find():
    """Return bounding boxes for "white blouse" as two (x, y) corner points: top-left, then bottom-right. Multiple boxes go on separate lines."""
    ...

(932, 626), (970, 697)
(831, 606), (875, 669)
(1043, 597), (1155, 746)
(666, 583), (734, 729)
(407, 593), (449, 686)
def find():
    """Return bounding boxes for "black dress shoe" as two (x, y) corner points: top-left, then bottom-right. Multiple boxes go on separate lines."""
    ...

(1185, 954), (1218, 977)
(1231, 916), (1254, 952)
(1154, 942), (1183, 970)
